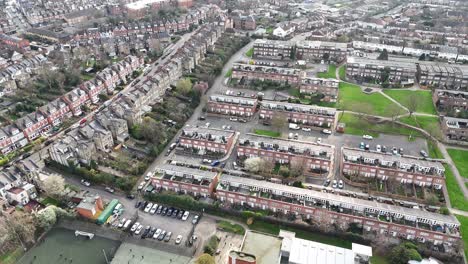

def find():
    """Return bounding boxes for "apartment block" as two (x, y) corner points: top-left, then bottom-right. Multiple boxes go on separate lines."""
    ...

(433, 89), (468, 112)
(152, 163), (219, 198)
(417, 63), (468, 91)
(441, 117), (468, 143)
(178, 127), (236, 157)
(296, 41), (347, 63)
(232, 63), (301, 85)
(253, 39), (294, 60)
(237, 134), (333, 175)
(341, 148), (445, 188)
(299, 76), (340, 97)
(346, 57), (417, 85)
(259, 100), (336, 129)
(216, 174), (460, 245)
(207, 95), (258, 117)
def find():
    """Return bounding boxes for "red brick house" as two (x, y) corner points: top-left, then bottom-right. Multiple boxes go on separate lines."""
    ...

(207, 95), (258, 117)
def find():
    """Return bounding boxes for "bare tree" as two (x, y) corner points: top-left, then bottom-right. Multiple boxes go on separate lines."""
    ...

(290, 158), (305, 177)
(244, 157), (265, 173)
(271, 112), (288, 133)
(386, 103), (404, 124)
(406, 93), (420, 116)
(40, 174), (66, 198)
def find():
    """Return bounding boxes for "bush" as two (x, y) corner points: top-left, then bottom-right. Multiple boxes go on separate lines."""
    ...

(203, 235), (219, 255)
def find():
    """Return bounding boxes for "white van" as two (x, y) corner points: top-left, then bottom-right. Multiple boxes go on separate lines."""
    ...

(123, 219), (132, 230)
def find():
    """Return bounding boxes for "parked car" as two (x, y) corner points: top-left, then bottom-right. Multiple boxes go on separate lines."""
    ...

(81, 179), (91, 187)
(202, 159), (212, 164)
(164, 232), (172, 242)
(229, 117), (238, 122)
(150, 204), (158, 215)
(376, 145), (381, 152)
(141, 226), (151, 238)
(232, 162), (239, 170)
(140, 201), (148, 211)
(316, 137), (322, 143)
(158, 230), (167, 241)
(134, 201), (141, 208)
(153, 229), (162, 239)
(338, 180), (344, 189)
(192, 215), (199, 225)
(198, 115), (206, 120)
(126, 194), (135, 200)
(172, 209), (179, 218)
(144, 203), (153, 213)
(301, 127), (311, 132)
(323, 179), (331, 187)
(182, 211), (190, 221)
(420, 150), (428, 158)
(162, 207), (168, 216)
(359, 142), (365, 149)
(322, 129), (332, 135)
(365, 144), (370, 150)
(167, 207), (173, 216)
(332, 180), (338, 188)
(177, 210), (184, 219)
(239, 118), (247, 123)
(156, 205), (163, 214)
(137, 182), (145, 191)
(148, 227), (156, 237)
(118, 218), (127, 228)
(175, 235), (183, 244)
(123, 220), (132, 230)
(363, 135), (373, 140)
(130, 222), (140, 232)
(105, 187), (115, 193)
(399, 148), (404, 154)
(134, 224), (143, 235)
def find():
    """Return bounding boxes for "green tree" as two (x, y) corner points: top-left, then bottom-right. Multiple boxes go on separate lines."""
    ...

(377, 49), (389, 60)
(196, 254), (215, 264)
(388, 242), (422, 264)
(176, 78), (192, 95)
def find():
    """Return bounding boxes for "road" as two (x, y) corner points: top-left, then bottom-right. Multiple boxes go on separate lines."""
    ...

(14, 29), (201, 172)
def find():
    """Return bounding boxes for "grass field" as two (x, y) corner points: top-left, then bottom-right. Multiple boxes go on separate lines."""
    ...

(447, 149), (468, 179)
(444, 165), (468, 211)
(317, 64), (337, 79)
(225, 68), (233, 78)
(254, 129), (281, 137)
(338, 65), (346, 80)
(245, 48), (254, 58)
(337, 83), (404, 117)
(456, 215), (468, 260)
(338, 112), (423, 139)
(383, 90), (437, 115)
(0, 248), (23, 264)
(427, 140), (444, 159)
(217, 220), (246, 235)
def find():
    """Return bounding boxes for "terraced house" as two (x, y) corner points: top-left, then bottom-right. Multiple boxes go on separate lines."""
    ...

(207, 95), (258, 118)
(441, 116), (468, 143)
(295, 41), (347, 63)
(237, 135), (334, 176)
(433, 89), (468, 112)
(231, 63), (302, 85)
(346, 57), (417, 85)
(151, 163), (219, 198)
(259, 100), (336, 129)
(253, 39), (294, 60)
(178, 127), (236, 158)
(417, 63), (468, 91)
(216, 174), (461, 246)
(340, 147), (446, 188)
(299, 76), (340, 97)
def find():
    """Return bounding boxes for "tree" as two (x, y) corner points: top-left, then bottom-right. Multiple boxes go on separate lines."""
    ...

(196, 254), (215, 264)
(388, 243), (422, 264)
(36, 206), (57, 229)
(279, 166), (290, 177)
(377, 49), (388, 60)
(419, 53), (426, 61)
(406, 93), (420, 116)
(6, 210), (37, 245)
(271, 112), (288, 132)
(426, 123), (442, 140)
(386, 103), (403, 124)
(176, 78), (192, 95)
(244, 157), (266, 173)
(290, 158), (305, 177)
(41, 174), (66, 198)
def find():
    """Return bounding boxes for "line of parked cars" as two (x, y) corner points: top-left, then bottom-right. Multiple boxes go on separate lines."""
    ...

(323, 179), (344, 189)
(135, 200), (200, 225)
(128, 222), (183, 244)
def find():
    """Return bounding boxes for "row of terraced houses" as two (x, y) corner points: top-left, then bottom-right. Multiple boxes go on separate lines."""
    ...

(0, 56), (143, 154)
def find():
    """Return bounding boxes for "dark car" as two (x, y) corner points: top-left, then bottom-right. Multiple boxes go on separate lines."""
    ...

(164, 232), (172, 242)
(127, 194), (135, 200)
(135, 201), (142, 208)
(158, 230), (167, 241)
(172, 209), (179, 218)
(177, 210), (184, 219)
(156, 205), (163, 214)
(162, 207), (168, 216)
(140, 201), (148, 211)
(167, 208), (173, 216)
(323, 179), (331, 187)
(141, 226), (151, 239)
(148, 227), (156, 237)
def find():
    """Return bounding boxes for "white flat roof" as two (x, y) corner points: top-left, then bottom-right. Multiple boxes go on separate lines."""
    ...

(125, 0), (165, 10)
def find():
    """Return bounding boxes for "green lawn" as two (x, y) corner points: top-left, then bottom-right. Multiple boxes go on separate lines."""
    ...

(444, 165), (468, 211)
(383, 90), (437, 115)
(266, 27), (273, 34)
(245, 48), (254, 58)
(225, 68), (233, 78)
(338, 112), (423, 139)
(0, 248), (23, 264)
(254, 129), (281, 138)
(398, 115), (441, 141)
(42, 197), (60, 206)
(217, 220), (245, 235)
(456, 215), (468, 260)
(338, 65), (346, 80)
(317, 64), (337, 79)
(369, 254), (390, 264)
(447, 149), (468, 179)
(427, 140), (444, 159)
(337, 83), (404, 117)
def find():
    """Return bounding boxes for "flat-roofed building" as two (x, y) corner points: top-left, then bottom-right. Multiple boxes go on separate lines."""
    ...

(441, 116), (468, 143)
(253, 39), (294, 60)
(178, 127), (236, 158)
(207, 95), (258, 118)
(299, 76), (340, 97)
(259, 100), (336, 129)
(151, 163), (219, 198)
(216, 174), (460, 245)
(346, 57), (417, 85)
(417, 63), (468, 91)
(433, 89), (468, 113)
(296, 41), (347, 63)
(237, 134), (333, 176)
(341, 147), (445, 188)
(231, 63), (301, 85)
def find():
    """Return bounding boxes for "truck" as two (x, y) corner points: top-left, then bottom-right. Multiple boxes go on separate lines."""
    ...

(289, 123), (300, 130)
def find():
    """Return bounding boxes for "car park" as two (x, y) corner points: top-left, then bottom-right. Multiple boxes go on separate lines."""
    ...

(164, 232), (172, 242)
(182, 211), (190, 221)
(192, 215), (199, 225)
(175, 235), (183, 244)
